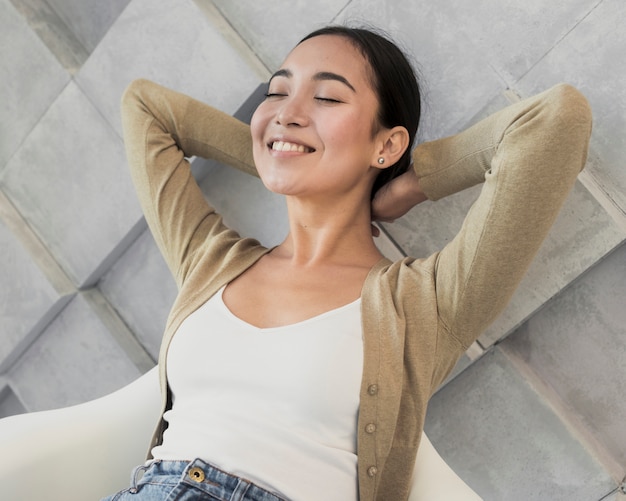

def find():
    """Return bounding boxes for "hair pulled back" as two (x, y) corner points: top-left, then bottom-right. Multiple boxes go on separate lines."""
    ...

(299, 26), (421, 198)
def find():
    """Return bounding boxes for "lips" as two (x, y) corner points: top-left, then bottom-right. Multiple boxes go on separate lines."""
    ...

(270, 140), (315, 153)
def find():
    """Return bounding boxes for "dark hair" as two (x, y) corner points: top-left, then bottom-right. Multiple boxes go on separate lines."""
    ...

(299, 26), (421, 198)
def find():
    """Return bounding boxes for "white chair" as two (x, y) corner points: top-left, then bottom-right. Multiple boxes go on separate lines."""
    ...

(0, 368), (481, 500)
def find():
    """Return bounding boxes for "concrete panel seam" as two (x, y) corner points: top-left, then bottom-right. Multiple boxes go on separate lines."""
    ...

(597, 476), (626, 501)
(578, 168), (626, 234)
(73, 78), (129, 143)
(374, 223), (406, 260)
(81, 288), (155, 372)
(499, 343), (624, 482)
(193, 0), (272, 80)
(8, 0), (90, 74)
(0, 294), (74, 374)
(0, 379), (27, 416)
(513, 0), (606, 85)
(0, 189), (75, 295)
(77, 216), (148, 289)
(503, 88), (522, 103)
(0, 78), (72, 173)
(465, 341), (485, 361)
(0, 379), (12, 404)
(330, 1), (354, 24)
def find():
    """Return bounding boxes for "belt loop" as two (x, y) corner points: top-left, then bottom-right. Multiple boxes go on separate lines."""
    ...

(230, 478), (250, 501)
(129, 461), (154, 493)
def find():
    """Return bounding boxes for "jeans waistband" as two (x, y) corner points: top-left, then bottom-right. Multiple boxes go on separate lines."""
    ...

(134, 459), (287, 501)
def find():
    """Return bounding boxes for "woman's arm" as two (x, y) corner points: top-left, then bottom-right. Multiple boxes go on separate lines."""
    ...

(371, 167), (427, 223)
(414, 84), (591, 348)
(120, 79), (257, 286)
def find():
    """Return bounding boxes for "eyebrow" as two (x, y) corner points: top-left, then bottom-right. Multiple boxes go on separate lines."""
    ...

(269, 68), (356, 93)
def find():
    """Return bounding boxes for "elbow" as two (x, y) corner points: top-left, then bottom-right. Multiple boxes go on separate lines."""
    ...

(120, 79), (158, 139)
(121, 78), (151, 108)
(545, 83), (593, 173)
(550, 83), (592, 126)
(120, 79), (161, 120)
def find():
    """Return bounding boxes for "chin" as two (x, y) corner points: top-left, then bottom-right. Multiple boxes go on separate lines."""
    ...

(259, 175), (296, 196)
(256, 164), (302, 196)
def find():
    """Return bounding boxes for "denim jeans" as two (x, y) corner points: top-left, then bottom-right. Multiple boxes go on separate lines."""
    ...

(101, 458), (289, 501)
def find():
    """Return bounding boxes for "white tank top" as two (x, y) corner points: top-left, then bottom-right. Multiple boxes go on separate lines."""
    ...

(152, 286), (363, 501)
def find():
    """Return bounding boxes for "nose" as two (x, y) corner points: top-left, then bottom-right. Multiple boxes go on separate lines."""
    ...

(276, 94), (309, 127)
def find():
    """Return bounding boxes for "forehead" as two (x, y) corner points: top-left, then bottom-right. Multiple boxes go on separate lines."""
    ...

(280, 35), (373, 87)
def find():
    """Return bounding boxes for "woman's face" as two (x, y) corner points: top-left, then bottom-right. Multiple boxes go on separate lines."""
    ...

(250, 35), (385, 201)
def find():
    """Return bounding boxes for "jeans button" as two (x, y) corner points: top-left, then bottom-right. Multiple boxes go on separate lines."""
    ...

(189, 466), (205, 483)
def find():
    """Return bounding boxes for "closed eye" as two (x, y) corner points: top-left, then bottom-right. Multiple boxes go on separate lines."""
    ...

(264, 92), (287, 99)
(315, 97), (342, 104)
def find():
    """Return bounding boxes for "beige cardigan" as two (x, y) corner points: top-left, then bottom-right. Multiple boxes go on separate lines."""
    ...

(121, 79), (592, 501)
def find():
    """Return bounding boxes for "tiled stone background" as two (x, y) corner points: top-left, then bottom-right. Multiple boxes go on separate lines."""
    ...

(0, 0), (624, 499)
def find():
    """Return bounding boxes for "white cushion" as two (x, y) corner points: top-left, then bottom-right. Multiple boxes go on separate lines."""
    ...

(0, 368), (481, 500)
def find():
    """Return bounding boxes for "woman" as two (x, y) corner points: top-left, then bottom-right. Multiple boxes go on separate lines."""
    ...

(107, 26), (592, 501)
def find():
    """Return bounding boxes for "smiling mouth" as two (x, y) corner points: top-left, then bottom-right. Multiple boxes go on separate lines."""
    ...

(270, 140), (315, 153)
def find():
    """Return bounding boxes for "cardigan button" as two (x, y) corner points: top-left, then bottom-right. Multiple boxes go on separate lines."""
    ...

(367, 466), (379, 477)
(365, 423), (377, 434)
(367, 384), (378, 396)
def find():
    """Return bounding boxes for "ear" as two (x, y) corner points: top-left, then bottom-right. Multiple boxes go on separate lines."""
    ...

(371, 126), (410, 170)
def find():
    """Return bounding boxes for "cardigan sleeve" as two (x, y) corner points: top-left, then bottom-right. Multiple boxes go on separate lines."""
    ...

(120, 79), (258, 287)
(412, 84), (592, 349)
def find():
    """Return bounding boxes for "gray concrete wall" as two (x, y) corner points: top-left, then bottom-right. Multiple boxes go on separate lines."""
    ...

(0, 0), (624, 499)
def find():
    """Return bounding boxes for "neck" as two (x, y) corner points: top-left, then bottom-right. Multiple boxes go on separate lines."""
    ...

(275, 192), (383, 268)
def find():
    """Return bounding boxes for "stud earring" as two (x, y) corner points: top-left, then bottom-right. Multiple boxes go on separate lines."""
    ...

(377, 157), (385, 165)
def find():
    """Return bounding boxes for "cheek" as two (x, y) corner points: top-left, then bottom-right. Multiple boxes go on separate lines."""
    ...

(326, 114), (375, 152)
(250, 108), (268, 162)
(250, 107), (264, 143)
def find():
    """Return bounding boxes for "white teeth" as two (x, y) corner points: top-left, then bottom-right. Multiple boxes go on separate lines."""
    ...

(272, 141), (310, 153)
